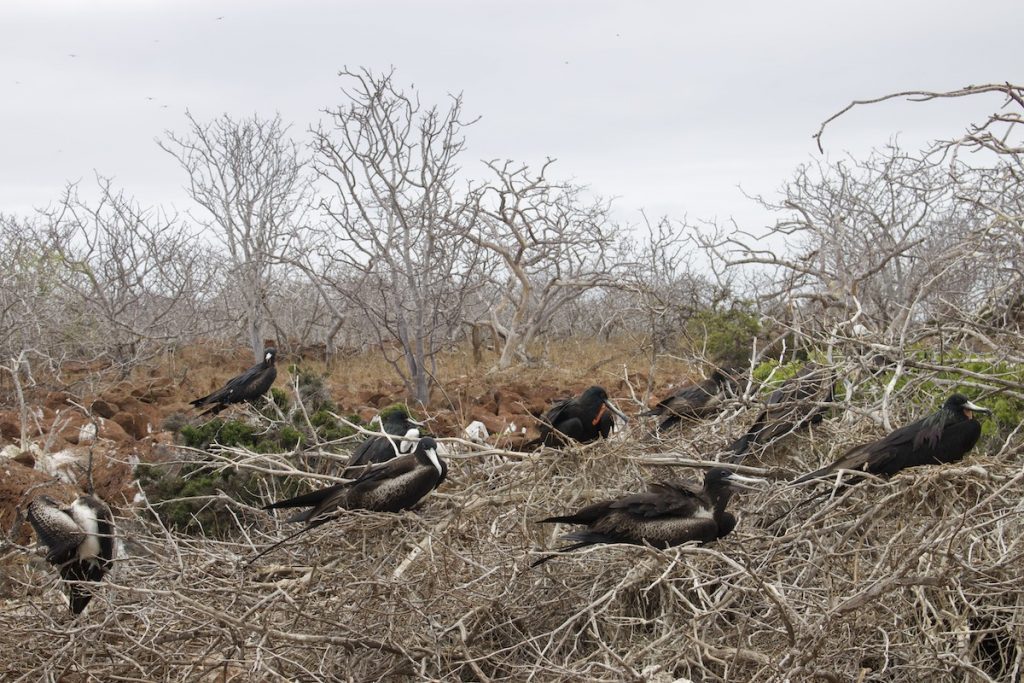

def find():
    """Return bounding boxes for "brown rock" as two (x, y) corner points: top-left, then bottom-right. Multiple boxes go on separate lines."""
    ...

(131, 376), (175, 404)
(356, 391), (388, 408)
(97, 418), (131, 444)
(467, 408), (507, 435)
(90, 399), (119, 419)
(59, 417), (90, 445)
(0, 420), (20, 440)
(43, 391), (74, 410)
(11, 450), (35, 468)
(112, 411), (151, 440)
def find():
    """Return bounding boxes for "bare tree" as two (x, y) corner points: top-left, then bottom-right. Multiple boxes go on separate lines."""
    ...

(160, 112), (309, 361)
(696, 145), (1001, 348)
(307, 68), (482, 404)
(816, 82), (1024, 336)
(466, 159), (624, 369)
(38, 178), (217, 371)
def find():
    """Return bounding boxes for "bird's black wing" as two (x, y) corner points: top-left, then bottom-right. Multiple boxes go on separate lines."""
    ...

(190, 362), (267, 406)
(792, 414), (931, 483)
(524, 396), (577, 448)
(60, 561), (105, 615)
(608, 483), (704, 519)
(344, 434), (406, 473)
(27, 500), (84, 565)
(348, 455), (419, 491)
(263, 482), (348, 512)
(83, 495), (116, 566)
(644, 380), (715, 417)
(732, 365), (834, 460)
(540, 396), (575, 429)
(344, 436), (381, 471)
(538, 500), (613, 526)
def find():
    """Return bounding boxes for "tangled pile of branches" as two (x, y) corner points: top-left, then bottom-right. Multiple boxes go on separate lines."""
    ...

(1, 348), (1022, 682)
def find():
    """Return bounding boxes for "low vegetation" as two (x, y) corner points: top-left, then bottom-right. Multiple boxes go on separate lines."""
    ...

(1, 82), (1023, 680)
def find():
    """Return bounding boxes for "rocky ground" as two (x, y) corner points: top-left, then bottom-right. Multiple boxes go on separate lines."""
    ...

(0, 341), (688, 546)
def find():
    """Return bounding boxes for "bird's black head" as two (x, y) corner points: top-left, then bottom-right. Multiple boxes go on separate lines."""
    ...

(416, 437), (444, 475)
(704, 467), (766, 493)
(943, 393), (990, 419)
(711, 367), (742, 387)
(263, 348), (278, 366)
(580, 386), (609, 404)
(579, 385), (629, 425)
(381, 404), (424, 430)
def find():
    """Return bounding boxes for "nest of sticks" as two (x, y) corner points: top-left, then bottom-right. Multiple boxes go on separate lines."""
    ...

(1, 388), (1022, 682)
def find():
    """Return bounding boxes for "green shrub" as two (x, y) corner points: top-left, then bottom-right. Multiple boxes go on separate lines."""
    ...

(289, 364), (336, 414)
(135, 461), (301, 538)
(686, 305), (760, 367)
(379, 403), (414, 422)
(179, 419), (260, 450)
(270, 386), (290, 411)
(310, 409), (356, 442)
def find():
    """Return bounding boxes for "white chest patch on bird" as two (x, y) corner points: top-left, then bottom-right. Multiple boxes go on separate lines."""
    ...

(70, 500), (101, 561)
(365, 469), (425, 506)
(691, 506), (714, 520)
(399, 428), (420, 454)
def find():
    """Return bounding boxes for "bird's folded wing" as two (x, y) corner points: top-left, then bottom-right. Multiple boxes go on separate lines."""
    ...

(28, 503), (85, 564)
(350, 455), (417, 489)
(610, 486), (697, 518)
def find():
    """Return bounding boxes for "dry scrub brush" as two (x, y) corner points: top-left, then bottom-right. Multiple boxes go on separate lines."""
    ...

(2, 381), (1023, 682)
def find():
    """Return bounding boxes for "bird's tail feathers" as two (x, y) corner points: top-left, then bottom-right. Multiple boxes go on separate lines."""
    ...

(263, 486), (340, 511)
(530, 531), (615, 568)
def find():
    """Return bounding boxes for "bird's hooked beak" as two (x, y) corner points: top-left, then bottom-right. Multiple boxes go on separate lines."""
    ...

(603, 399), (629, 423)
(265, 351), (274, 364)
(724, 472), (768, 491)
(424, 446), (443, 476)
(963, 400), (991, 419)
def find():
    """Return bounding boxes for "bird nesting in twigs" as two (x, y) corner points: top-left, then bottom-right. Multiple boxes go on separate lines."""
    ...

(641, 367), (739, 431)
(525, 385), (629, 449)
(730, 362), (835, 462)
(341, 405), (424, 478)
(27, 494), (115, 615)
(250, 437), (447, 563)
(532, 467), (766, 566)
(792, 393), (991, 485)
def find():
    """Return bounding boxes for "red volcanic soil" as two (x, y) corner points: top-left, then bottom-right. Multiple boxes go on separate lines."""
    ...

(0, 341), (695, 539)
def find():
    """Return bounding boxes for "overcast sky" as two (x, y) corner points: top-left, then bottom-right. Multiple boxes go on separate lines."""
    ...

(2, 0), (1019, 232)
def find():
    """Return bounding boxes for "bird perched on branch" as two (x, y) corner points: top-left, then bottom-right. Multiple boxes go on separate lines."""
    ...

(252, 437), (447, 563)
(532, 467), (765, 566)
(642, 368), (738, 431)
(27, 494), (115, 615)
(526, 385), (629, 449)
(792, 393), (991, 484)
(190, 348), (278, 416)
(341, 406), (424, 478)
(730, 363), (834, 462)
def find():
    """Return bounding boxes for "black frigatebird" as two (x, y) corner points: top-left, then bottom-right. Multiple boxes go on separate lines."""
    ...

(642, 368), (738, 431)
(341, 406), (423, 478)
(251, 437), (447, 563)
(526, 385), (629, 449)
(730, 362), (834, 462)
(190, 348), (278, 416)
(532, 467), (765, 566)
(27, 494), (116, 615)
(793, 393), (991, 484)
